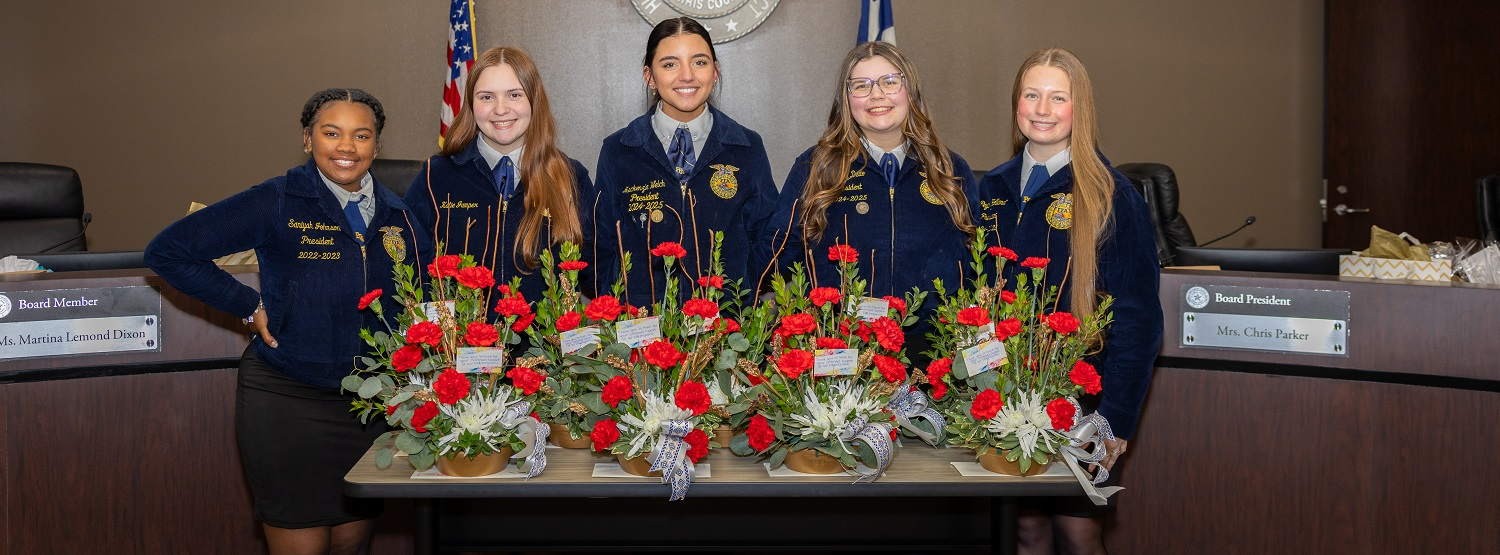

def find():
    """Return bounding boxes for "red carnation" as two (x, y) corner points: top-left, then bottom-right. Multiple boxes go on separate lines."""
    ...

(391, 344), (424, 372)
(995, 318), (1023, 341)
(683, 298), (719, 319)
(511, 312), (535, 333)
(717, 318), (741, 333)
(684, 428), (710, 463)
(816, 337), (848, 349)
(494, 293), (530, 318)
(1070, 360), (1103, 394)
(970, 389), (1004, 420)
(456, 266), (496, 290)
(507, 367), (545, 395)
(1001, 290), (1017, 304)
(601, 375), (633, 408)
(1021, 256), (1049, 269)
(873, 354), (906, 383)
(870, 316), (904, 351)
(1046, 312), (1080, 335)
(930, 379), (949, 400)
(357, 289), (383, 310)
(746, 414), (775, 451)
(385, 403), (399, 416)
(463, 322), (499, 347)
(585, 295), (624, 321)
(433, 369), (471, 405)
(674, 381), (712, 415)
(808, 287), (842, 307)
(853, 321), (874, 343)
(405, 321), (443, 346)
(650, 241), (688, 259)
(990, 246), (1018, 261)
(1046, 398), (1076, 431)
(777, 349), (814, 379)
(624, 303), (641, 317)
(926, 357), (953, 380)
(411, 401), (439, 432)
(591, 419), (620, 452)
(557, 260), (588, 272)
(746, 371), (767, 386)
(882, 296), (907, 317)
(644, 340), (684, 369)
(776, 313), (816, 337)
(697, 275), (724, 289)
(555, 311), (582, 332)
(828, 244), (858, 263)
(427, 254), (461, 278)
(956, 307), (991, 327)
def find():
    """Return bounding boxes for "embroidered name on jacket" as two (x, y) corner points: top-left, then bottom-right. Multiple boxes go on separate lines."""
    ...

(439, 200), (479, 209)
(288, 219), (340, 232)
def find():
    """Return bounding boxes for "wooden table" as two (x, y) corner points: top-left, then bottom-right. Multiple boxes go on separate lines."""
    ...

(346, 443), (1084, 554)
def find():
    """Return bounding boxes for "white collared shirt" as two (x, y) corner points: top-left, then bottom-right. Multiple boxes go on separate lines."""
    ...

(651, 103), (712, 159)
(1020, 144), (1072, 199)
(477, 139), (525, 183)
(318, 170), (375, 226)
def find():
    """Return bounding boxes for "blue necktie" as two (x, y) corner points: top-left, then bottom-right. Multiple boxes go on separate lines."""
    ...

(1022, 164), (1049, 201)
(343, 195), (367, 244)
(493, 156), (516, 200)
(668, 127), (696, 179)
(881, 152), (898, 191)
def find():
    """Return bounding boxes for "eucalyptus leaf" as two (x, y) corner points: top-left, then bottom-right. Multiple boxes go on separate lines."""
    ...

(767, 448), (788, 470)
(853, 441), (878, 468)
(375, 447), (394, 469)
(410, 451), (435, 471)
(728, 333), (750, 352)
(395, 431), (425, 455)
(357, 376), (384, 399)
(729, 432), (755, 455)
(714, 349), (738, 371)
(341, 375), (365, 394)
(952, 356), (971, 380)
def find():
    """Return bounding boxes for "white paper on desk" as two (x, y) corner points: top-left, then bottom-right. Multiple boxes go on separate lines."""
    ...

(950, 461), (1072, 477)
(593, 463), (710, 478)
(410, 465), (527, 479)
(763, 462), (877, 477)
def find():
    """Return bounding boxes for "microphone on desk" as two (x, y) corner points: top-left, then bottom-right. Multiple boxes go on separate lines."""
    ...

(38, 212), (92, 253)
(1160, 215), (1256, 266)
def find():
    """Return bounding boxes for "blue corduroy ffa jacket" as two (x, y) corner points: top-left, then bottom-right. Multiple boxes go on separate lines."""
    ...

(404, 141), (596, 305)
(767, 147), (978, 362)
(146, 160), (435, 388)
(593, 106), (776, 307)
(975, 151), (1163, 440)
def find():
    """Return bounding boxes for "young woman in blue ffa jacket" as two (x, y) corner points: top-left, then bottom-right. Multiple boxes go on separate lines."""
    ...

(975, 49), (1163, 555)
(404, 46), (594, 305)
(145, 89), (433, 555)
(767, 41), (978, 363)
(594, 17), (777, 307)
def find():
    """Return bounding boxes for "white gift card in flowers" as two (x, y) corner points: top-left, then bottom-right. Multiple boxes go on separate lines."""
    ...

(960, 339), (1005, 376)
(853, 297), (890, 321)
(456, 347), (506, 373)
(560, 325), (602, 354)
(616, 316), (662, 348)
(812, 348), (859, 376)
(420, 301), (457, 323)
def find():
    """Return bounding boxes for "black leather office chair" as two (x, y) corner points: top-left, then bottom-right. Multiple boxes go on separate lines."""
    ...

(370, 158), (425, 198)
(1117, 162), (1196, 265)
(1478, 173), (1500, 242)
(0, 162), (87, 256)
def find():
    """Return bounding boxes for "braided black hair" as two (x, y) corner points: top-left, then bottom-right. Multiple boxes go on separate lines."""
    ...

(300, 88), (385, 135)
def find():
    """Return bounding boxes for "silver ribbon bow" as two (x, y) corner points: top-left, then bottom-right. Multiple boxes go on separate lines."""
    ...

(646, 419), (696, 501)
(1059, 411), (1123, 506)
(499, 401), (548, 478)
(837, 416), (895, 483)
(885, 385), (946, 446)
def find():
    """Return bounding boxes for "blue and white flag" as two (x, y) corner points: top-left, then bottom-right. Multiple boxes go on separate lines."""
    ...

(858, 0), (896, 45)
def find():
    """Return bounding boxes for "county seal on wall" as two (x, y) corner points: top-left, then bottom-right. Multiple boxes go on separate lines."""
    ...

(1045, 193), (1074, 230)
(380, 226), (408, 263)
(631, 0), (781, 43)
(708, 164), (739, 199)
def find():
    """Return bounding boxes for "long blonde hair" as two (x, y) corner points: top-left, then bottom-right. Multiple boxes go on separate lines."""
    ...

(1011, 48), (1113, 316)
(440, 46), (581, 269)
(799, 42), (974, 242)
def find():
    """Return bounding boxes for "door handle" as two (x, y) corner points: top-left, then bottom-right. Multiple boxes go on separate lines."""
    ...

(1333, 204), (1371, 216)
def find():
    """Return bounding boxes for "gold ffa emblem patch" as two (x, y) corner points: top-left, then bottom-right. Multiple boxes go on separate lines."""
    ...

(380, 226), (407, 262)
(918, 172), (942, 205)
(1045, 194), (1073, 230)
(709, 164), (739, 199)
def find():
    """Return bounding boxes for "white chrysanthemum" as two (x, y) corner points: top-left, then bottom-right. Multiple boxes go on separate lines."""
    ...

(789, 383), (881, 451)
(436, 386), (517, 454)
(984, 390), (1057, 458)
(618, 390), (694, 457)
(706, 377), (750, 406)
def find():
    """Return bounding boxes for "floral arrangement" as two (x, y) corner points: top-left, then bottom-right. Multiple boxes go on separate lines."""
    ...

(343, 251), (548, 476)
(518, 241), (613, 445)
(729, 245), (928, 481)
(925, 228), (1113, 476)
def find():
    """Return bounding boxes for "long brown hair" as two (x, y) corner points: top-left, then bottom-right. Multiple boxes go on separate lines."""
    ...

(799, 42), (974, 242)
(1010, 48), (1113, 316)
(440, 46), (580, 268)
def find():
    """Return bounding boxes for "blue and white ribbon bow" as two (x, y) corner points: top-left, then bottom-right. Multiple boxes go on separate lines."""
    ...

(1060, 410), (1124, 506)
(886, 385), (946, 446)
(646, 419), (697, 501)
(499, 401), (548, 478)
(837, 416), (895, 483)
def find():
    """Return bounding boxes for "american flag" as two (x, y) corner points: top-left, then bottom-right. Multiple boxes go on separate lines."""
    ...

(440, 0), (476, 146)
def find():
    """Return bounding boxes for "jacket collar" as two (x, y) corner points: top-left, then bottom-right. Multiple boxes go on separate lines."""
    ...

(618, 105), (751, 176)
(285, 160), (409, 237)
(985, 150), (1114, 200)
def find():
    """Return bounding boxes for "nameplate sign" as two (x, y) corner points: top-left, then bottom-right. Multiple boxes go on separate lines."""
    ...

(1179, 284), (1349, 356)
(0, 286), (163, 360)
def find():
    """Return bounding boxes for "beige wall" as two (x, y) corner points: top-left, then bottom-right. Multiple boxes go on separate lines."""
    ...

(0, 0), (1322, 252)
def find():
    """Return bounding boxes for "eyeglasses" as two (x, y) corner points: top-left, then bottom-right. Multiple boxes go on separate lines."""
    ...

(847, 73), (905, 98)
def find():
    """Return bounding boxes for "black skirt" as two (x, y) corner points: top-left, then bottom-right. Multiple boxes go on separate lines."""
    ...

(236, 346), (388, 528)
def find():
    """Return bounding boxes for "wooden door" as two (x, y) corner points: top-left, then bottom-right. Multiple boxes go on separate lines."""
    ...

(1324, 0), (1500, 249)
